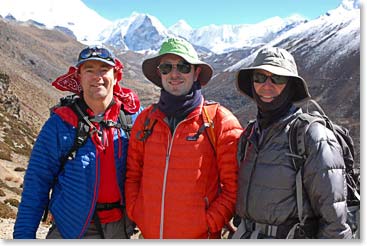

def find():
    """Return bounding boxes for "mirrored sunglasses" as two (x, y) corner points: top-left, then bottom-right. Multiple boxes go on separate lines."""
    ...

(252, 72), (289, 85)
(157, 62), (192, 75)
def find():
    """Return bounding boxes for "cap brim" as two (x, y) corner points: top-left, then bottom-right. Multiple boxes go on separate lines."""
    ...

(236, 66), (311, 102)
(76, 57), (115, 67)
(142, 52), (213, 88)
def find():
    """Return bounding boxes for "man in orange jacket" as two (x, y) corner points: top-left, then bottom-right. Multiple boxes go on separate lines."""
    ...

(125, 38), (242, 239)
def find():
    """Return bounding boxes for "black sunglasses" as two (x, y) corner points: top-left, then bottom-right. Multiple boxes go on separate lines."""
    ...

(252, 72), (289, 85)
(78, 47), (114, 62)
(157, 62), (192, 75)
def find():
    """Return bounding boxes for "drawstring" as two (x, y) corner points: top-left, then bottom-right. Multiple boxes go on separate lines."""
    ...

(102, 129), (108, 149)
(117, 129), (122, 158)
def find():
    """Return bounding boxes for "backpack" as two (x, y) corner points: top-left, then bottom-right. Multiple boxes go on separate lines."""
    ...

(42, 94), (134, 237)
(287, 99), (360, 239)
(236, 99), (360, 238)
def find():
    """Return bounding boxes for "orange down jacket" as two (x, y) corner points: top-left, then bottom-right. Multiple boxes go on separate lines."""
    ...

(125, 100), (242, 239)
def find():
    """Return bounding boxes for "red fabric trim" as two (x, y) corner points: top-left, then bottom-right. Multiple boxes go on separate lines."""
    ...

(53, 106), (79, 127)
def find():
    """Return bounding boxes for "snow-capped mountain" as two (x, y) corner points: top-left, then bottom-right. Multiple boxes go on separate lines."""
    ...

(98, 12), (173, 51)
(168, 20), (193, 40)
(100, 13), (307, 54)
(0, 0), (111, 41)
(99, 0), (360, 54)
(227, 0), (360, 72)
(0, 0), (360, 54)
(188, 15), (306, 54)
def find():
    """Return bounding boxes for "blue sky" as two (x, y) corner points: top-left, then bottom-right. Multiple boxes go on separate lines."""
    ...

(81, 0), (343, 28)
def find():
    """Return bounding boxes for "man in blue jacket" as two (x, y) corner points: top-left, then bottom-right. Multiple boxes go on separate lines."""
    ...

(13, 46), (142, 239)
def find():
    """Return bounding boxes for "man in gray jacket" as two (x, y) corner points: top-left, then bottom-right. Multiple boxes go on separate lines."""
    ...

(233, 46), (352, 239)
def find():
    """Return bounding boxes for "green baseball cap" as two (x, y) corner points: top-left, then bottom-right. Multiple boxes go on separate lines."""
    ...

(142, 37), (213, 88)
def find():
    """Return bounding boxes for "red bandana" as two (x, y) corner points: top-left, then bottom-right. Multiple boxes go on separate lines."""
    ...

(51, 58), (140, 113)
(52, 66), (81, 94)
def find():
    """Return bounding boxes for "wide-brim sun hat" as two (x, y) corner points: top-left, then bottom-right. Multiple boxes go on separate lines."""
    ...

(142, 37), (213, 88)
(236, 46), (311, 103)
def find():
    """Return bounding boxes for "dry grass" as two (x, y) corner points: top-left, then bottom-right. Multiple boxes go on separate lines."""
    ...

(4, 198), (19, 208)
(0, 142), (12, 161)
(0, 110), (37, 157)
(0, 201), (16, 219)
(0, 179), (22, 196)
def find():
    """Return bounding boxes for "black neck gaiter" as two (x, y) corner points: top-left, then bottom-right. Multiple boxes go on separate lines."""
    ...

(252, 82), (293, 130)
(157, 82), (202, 119)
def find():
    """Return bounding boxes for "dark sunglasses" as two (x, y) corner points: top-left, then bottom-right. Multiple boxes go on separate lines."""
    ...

(252, 72), (289, 85)
(78, 47), (114, 62)
(157, 62), (192, 75)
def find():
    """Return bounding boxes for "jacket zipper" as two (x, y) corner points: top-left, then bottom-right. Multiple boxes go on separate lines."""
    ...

(204, 196), (211, 238)
(78, 151), (100, 238)
(159, 116), (197, 239)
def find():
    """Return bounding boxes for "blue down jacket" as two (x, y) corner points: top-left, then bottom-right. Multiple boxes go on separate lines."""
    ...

(13, 106), (141, 239)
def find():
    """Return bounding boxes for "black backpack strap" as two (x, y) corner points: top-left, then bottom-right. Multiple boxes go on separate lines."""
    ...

(60, 120), (90, 167)
(288, 113), (326, 169)
(118, 110), (133, 140)
(136, 105), (158, 142)
(237, 120), (256, 167)
(92, 201), (125, 238)
(286, 113), (325, 238)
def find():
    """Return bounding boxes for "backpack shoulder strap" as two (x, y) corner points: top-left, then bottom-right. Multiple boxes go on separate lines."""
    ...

(118, 110), (133, 140)
(287, 112), (326, 234)
(185, 101), (219, 152)
(237, 120), (255, 167)
(202, 101), (219, 153)
(136, 104), (158, 142)
(202, 101), (237, 234)
(59, 100), (92, 171)
(288, 113), (326, 168)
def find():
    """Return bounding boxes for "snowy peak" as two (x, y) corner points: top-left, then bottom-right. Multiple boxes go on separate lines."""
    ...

(169, 20), (193, 39)
(0, 0), (111, 41)
(101, 12), (172, 51)
(341, 0), (360, 10)
(326, 0), (360, 16)
(170, 19), (192, 31)
(124, 12), (168, 35)
(189, 15), (306, 53)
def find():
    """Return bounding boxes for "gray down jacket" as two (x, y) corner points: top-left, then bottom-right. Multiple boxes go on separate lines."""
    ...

(236, 106), (352, 239)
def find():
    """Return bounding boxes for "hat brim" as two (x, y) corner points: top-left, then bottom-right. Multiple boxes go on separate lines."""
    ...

(142, 52), (213, 88)
(76, 57), (115, 67)
(236, 65), (311, 103)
